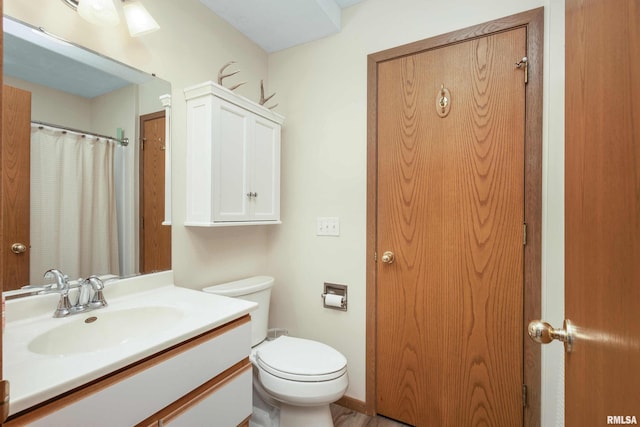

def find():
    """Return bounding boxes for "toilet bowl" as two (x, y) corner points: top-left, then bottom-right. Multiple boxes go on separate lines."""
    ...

(203, 276), (348, 427)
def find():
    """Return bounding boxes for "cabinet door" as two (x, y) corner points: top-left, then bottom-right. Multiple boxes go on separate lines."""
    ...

(185, 94), (214, 225)
(213, 100), (251, 222)
(185, 83), (282, 226)
(251, 116), (280, 221)
(162, 367), (252, 427)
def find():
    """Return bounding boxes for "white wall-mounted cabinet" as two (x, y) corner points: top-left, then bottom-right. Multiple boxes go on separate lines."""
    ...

(184, 81), (284, 226)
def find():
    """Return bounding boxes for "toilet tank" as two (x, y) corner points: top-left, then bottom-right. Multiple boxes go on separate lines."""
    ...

(203, 276), (274, 347)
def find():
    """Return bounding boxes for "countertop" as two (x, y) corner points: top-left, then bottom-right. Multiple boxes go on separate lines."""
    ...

(3, 271), (257, 415)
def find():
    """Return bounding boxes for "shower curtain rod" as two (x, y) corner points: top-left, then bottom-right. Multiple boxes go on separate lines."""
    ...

(31, 120), (129, 146)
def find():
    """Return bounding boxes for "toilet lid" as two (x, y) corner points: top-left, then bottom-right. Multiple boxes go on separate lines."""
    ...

(256, 336), (347, 382)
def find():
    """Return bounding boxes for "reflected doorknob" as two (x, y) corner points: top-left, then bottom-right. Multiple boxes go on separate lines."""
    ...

(11, 243), (27, 254)
(381, 251), (395, 264)
(528, 319), (574, 352)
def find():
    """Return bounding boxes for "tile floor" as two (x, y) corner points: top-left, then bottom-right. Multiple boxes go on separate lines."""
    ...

(330, 404), (411, 427)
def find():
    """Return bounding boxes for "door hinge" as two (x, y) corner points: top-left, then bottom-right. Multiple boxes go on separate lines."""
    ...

(522, 384), (528, 407)
(374, 252), (378, 262)
(523, 223), (528, 246)
(515, 56), (529, 84)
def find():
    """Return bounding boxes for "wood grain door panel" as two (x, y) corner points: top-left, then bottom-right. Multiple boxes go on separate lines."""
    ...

(2, 85), (31, 291)
(376, 28), (526, 426)
(565, 0), (640, 423)
(140, 112), (171, 274)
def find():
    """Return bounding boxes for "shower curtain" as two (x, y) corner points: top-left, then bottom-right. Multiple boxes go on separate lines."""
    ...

(30, 125), (120, 282)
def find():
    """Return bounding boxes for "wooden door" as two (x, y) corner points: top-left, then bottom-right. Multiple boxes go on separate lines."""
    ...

(565, 0), (640, 424)
(376, 28), (527, 426)
(1, 85), (31, 291)
(140, 111), (171, 273)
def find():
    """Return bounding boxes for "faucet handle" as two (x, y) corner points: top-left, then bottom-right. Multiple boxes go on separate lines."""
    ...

(87, 276), (108, 308)
(86, 275), (104, 290)
(75, 277), (92, 308)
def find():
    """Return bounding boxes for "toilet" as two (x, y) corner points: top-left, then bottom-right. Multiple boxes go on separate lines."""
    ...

(203, 276), (348, 427)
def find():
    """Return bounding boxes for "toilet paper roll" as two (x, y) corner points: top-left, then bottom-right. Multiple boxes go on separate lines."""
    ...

(324, 293), (343, 308)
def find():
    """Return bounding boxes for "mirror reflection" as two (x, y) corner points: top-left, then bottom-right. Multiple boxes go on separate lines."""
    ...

(2, 16), (172, 291)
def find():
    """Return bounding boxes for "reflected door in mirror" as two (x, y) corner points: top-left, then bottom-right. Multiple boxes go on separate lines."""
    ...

(2, 85), (31, 291)
(140, 111), (170, 273)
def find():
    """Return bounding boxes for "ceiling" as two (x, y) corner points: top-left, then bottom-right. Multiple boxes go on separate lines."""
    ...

(3, 1), (367, 97)
(200, 0), (366, 52)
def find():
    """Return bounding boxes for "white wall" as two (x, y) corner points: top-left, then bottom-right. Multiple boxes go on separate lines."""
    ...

(541, 1), (565, 426)
(4, 76), (92, 129)
(138, 78), (171, 116)
(266, 0), (565, 423)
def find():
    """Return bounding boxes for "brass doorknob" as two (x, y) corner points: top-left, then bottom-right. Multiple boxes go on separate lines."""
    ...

(11, 243), (27, 254)
(528, 319), (574, 352)
(381, 251), (395, 264)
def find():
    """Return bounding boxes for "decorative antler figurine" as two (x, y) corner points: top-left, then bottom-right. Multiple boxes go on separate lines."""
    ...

(259, 80), (278, 110)
(217, 61), (246, 91)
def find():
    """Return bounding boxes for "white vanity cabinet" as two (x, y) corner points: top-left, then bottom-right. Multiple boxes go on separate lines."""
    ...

(5, 316), (253, 427)
(184, 81), (284, 226)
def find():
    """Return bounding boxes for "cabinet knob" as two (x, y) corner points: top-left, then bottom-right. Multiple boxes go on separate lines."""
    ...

(246, 192), (258, 198)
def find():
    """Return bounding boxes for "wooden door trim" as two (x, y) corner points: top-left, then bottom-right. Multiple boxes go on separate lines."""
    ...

(1, 4), (5, 423)
(365, 8), (543, 426)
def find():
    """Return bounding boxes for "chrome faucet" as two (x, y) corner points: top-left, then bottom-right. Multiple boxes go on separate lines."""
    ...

(19, 270), (110, 317)
(35, 269), (109, 317)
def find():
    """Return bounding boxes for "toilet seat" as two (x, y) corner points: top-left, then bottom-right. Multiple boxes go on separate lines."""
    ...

(256, 336), (347, 382)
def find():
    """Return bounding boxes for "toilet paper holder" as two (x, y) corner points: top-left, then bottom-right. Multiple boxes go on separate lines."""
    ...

(321, 283), (347, 311)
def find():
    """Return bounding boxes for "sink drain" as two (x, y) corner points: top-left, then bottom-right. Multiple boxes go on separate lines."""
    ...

(84, 316), (98, 324)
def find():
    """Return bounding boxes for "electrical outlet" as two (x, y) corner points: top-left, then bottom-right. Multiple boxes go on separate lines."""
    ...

(317, 217), (340, 236)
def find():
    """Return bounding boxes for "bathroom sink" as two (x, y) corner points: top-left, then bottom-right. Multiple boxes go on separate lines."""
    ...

(28, 306), (184, 356)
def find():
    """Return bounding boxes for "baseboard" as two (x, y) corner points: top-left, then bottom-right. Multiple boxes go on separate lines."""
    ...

(335, 395), (369, 415)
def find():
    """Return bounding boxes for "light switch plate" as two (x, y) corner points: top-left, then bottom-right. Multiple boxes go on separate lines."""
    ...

(317, 217), (340, 236)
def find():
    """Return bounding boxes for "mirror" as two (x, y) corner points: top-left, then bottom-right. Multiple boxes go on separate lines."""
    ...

(2, 16), (172, 291)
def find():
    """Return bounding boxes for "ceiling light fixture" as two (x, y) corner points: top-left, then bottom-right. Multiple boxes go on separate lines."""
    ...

(61, 0), (119, 27)
(60, 0), (160, 36)
(122, 1), (160, 37)
(78, 0), (120, 27)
